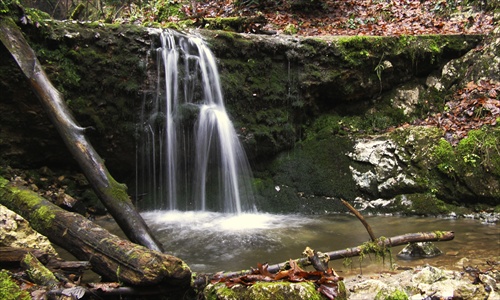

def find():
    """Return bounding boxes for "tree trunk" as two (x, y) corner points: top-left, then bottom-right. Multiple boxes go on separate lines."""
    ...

(0, 17), (163, 252)
(0, 177), (191, 287)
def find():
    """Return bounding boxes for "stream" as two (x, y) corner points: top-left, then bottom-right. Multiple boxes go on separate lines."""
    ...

(96, 212), (499, 276)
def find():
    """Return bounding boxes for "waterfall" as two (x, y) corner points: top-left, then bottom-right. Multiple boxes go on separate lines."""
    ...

(136, 29), (255, 213)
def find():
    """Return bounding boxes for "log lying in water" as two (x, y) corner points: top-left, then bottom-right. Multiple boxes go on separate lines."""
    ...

(268, 231), (454, 274)
(0, 17), (163, 252)
(0, 177), (191, 287)
(195, 231), (454, 287)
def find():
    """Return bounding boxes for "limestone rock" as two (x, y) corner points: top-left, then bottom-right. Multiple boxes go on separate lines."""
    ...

(345, 265), (493, 300)
(348, 137), (417, 198)
(391, 84), (423, 115)
(412, 265), (447, 284)
(0, 204), (58, 255)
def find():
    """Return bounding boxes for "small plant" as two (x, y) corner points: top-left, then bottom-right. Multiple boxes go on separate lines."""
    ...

(462, 153), (480, 167)
(283, 23), (298, 35)
(374, 55), (392, 94)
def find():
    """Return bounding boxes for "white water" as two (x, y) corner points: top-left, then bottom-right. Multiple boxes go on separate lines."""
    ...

(137, 30), (255, 213)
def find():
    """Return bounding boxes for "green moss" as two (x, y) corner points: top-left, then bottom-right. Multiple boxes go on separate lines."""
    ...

(249, 281), (323, 300)
(0, 270), (30, 300)
(0, 177), (8, 187)
(22, 252), (58, 288)
(333, 36), (384, 66)
(359, 237), (392, 266)
(31, 204), (55, 230)
(429, 127), (500, 200)
(0, 181), (56, 231)
(106, 173), (130, 202)
(202, 17), (245, 31)
(375, 289), (409, 300)
(24, 7), (51, 22)
(401, 193), (451, 215)
(205, 281), (327, 300)
(456, 127), (500, 176)
(433, 230), (445, 239)
(433, 138), (457, 177)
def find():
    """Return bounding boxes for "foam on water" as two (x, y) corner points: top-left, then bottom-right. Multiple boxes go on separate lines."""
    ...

(142, 210), (310, 232)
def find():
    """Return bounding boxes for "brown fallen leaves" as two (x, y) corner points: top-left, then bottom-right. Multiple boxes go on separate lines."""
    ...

(211, 259), (344, 299)
(415, 80), (500, 145)
(180, 0), (495, 36)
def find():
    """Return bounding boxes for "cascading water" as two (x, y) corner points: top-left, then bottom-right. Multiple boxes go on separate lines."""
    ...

(136, 29), (255, 213)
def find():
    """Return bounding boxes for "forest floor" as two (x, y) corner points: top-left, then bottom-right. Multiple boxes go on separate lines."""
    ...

(182, 0), (497, 36)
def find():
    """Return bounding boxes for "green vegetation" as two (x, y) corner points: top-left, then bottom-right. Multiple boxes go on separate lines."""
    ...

(359, 237), (393, 267)
(283, 23), (298, 35)
(432, 127), (500, 179)
(0, 270), (30, 300)
(0, 0), (18, 15)
(204, 281), (328, 300)
(433, 138), (457, 177)
(397, 193), (452, 215)
(375, 289), (409, 300)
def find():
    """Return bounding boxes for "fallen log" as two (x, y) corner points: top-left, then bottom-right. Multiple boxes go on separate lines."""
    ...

(20, 252), (59, 289)
(0, 247), (91, 275)
(0, 17), (163, 252)
(0, 177), (191, 287)
(194, 231), (454, 288)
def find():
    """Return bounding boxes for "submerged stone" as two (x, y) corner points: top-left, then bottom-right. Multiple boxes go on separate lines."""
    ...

(397, 242), (443, 260)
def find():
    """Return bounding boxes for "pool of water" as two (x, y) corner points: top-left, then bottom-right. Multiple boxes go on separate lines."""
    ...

(106, 211), (500, 276)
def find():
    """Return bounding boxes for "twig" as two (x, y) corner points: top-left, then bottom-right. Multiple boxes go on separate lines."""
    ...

(341, 198), (377, 241)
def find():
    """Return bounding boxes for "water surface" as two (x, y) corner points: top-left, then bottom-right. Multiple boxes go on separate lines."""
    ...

(131, 212), (499, 276)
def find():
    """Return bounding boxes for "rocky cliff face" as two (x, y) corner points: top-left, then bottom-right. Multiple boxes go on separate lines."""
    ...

(0, 18), (498, 213)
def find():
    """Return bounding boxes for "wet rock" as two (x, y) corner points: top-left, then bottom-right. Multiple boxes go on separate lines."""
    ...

(397, 242), (443, 260)
(0, 204), (58, 255)
(479, 212), (499, 224)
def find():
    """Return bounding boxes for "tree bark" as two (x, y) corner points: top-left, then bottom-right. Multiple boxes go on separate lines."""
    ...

(20, 252), (59, 288)
(0, 17), (163, 252)
(0, 247), (91, 275)
(0, 177), (191, 287)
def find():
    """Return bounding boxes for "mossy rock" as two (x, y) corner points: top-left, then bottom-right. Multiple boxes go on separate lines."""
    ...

(204, 281), (345, 300)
